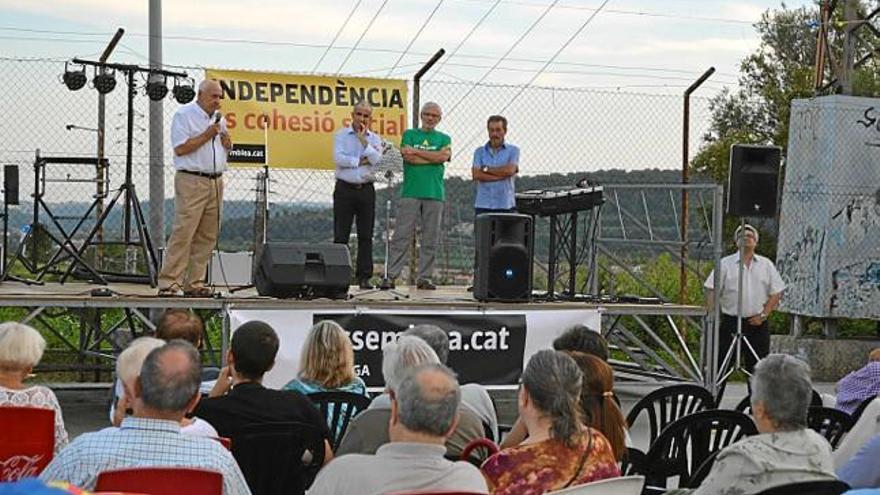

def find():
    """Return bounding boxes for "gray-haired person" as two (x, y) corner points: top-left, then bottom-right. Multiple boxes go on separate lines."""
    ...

(309, 364), (488, 495)
(667, 354), (836, 495)
(41, 341), (250, 495)
(336, 336), (484, 459)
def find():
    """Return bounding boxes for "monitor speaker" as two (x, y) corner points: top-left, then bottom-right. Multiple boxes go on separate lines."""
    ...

(4, 165), (18, 206)
(727, 144), (781, 217)
(473, 213), (533, 302)
(254, 242), (351, 299)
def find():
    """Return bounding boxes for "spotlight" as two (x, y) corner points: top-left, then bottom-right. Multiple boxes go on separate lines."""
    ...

(62, 62), (87, 91)
(172, 77), (196, 104)
(145, 74), (168, 101)
(92, 68), (117, 95)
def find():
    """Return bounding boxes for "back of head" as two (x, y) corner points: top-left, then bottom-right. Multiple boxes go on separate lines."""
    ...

(566, 351), (626, 460)
(751, 354), (812, 430)
(117, 337), (165, 386)
(395, 364), (461, 437)
(553, 325), (609, 361)
(0, 322), (46, 370)
(299, 320), (355, 388)
(232, 321), (279, 380)
(402, 324), (449, 364)
(382, 335), (440, 392)
(156, 309), (204, 347)
(869, 348), (880, 363)
(140, 340), (202, 413)
(521, 350), (583, 447)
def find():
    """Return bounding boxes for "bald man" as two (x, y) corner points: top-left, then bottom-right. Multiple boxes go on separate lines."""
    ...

(159, 79), (231, 297)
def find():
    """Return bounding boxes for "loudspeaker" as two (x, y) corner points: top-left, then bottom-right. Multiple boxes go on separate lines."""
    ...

(254, 242), (351, 299)
(4, 165), (18, 206)
(727, 144), (781, 217)
(474, 213), (533, 302)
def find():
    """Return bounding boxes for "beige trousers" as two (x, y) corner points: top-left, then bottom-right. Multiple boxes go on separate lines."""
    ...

(158, 171), (223, 291)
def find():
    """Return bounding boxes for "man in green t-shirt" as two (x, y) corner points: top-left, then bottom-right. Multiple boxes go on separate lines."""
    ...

(386, 102), (451, 290)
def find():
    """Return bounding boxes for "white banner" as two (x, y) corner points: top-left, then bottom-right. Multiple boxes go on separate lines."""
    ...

(228, 307), (601, 390)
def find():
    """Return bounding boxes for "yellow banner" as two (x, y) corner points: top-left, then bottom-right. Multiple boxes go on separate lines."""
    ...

(206, 69), (408, 169)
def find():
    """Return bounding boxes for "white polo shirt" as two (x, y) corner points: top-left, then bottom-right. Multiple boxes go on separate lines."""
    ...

(170, 101), (228, 174)
(704, 253), (785, 317)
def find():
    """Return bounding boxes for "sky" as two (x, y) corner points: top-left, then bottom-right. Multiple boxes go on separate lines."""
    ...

(0, 0), (816, 94)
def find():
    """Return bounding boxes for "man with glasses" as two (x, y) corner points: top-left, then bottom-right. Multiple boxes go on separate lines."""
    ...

(333, 101), (383, 289)
(386, 102), (451, 290)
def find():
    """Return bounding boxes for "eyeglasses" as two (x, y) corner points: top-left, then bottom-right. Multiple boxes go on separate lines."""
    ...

(354, 112), (372, 118)
(421, 112), (441, 118)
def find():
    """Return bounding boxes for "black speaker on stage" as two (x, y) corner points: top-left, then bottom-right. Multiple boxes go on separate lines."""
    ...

(474, 213), (533, 302)
(728, 144), (781, 217)
(254, 242), (351, 299)
(4, 165), (18, 206)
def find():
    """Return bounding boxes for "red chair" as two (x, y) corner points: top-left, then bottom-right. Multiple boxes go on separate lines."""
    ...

(213, 436), (232, 450)
(96, 467), (223, 495)
(0, 406), (55, 481)
(459, 437), (499, 465)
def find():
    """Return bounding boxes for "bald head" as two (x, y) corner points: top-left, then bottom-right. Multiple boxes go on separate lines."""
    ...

(395, 364), (460, 437)
(139, 340), (201, 414)
(197, 79), (222, 114)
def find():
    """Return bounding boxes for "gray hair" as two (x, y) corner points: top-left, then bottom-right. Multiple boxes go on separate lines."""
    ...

(139, 340), (202, 412)
(382, 335), (439, 392)
(751, 354), (812, 430)
(396, 364), (461, 437)
(421, 101), (441, 115)
(0, 322), (45, 369)
(353, 100), (372, 113)
(403, 325), (449, 364)
(521, 350), (583, 447)
(198, 79), (219, 93)
(116, 337), (164, 386)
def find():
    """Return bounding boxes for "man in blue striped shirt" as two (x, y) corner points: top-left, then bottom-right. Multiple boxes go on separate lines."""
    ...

(40, 341), (250, 495)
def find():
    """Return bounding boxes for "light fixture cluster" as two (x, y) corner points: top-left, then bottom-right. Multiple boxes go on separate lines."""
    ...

(62, 63), (195, 104)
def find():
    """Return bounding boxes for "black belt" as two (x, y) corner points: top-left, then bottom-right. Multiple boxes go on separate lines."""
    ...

(336, 179), (373, 190)
(180, 170), (223, 179)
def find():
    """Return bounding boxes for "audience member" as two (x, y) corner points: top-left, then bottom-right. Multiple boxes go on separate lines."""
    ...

(282, 320), (368, 437)
(667, 354), (836, 495)
(193, 320), (333, 463)
(112, 337), (216, 436)
(39, 341), (250, 494)
(838, 432), (880, 489)
(553, 324), (609, 361)
(0, 322), (68, 454)
(403, 324), (499, 440)
(309, 364), (488, 495)
(567, 351), (627, 461)
(482, 350), (620, 494)
(834, 397), (880, 469)
(336, 336), (484, 459)
(835, 348), (880, 415)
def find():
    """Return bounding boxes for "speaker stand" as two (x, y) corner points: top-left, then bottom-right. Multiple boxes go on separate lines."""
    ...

(228, 164), (270, 295)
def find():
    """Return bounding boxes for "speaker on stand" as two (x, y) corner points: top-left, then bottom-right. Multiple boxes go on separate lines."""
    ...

(473, 213), (533, 302)
(1, 165), (19, 276)
(727, 144), (781, 217)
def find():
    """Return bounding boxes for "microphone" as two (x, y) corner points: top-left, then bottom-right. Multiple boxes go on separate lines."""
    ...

(213, 111), (222, 124)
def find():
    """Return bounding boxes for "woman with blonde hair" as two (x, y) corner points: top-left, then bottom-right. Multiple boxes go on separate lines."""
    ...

(0, 322), (69, 454)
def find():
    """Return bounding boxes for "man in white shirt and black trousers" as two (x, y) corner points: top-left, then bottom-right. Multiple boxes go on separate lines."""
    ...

(704, 224), (785, 373)
(158, 79), (231, 297)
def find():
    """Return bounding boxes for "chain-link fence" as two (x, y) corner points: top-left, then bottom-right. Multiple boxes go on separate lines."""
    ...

(0, 56), (714, 285)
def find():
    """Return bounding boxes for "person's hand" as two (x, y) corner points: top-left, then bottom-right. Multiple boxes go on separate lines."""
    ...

(359, 156), (371, 167)
(748, 314), (764, 326)
(202, 123), (221, 140)
(400, 147), (417, 159)
(220, 132), (232, 150)
(356, 126), (368, 147)
(209, 365), (233, 397)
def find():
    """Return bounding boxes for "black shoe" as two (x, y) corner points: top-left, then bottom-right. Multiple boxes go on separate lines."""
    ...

(416, 279), (437, 290)
(358, 279), (374, 290)
(466, 285), (474, 292)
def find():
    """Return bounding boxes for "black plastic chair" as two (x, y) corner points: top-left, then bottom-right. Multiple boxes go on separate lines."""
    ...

(307, 391), (372, 451)
(850, 394), (877, 423)
(231, 421), (325, 495)
(755, 480), (850, 495)
(625, 384), (715, 446)
(641, 409), (758, 491)
(806, 406), (854, 449)
(619, 446), (648, 476)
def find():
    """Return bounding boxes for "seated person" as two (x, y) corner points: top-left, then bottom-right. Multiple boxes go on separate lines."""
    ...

(567, 351), (627, 461)
(834, 397), (880, 469)
(336, 336), (484, 459)
(0, 322), (68, 454)
(39, 341), (249, 494)
(839, 432), (880, 489)
(402, 324), (498, 440)
(553, 324), (609, 361)
(835, 348), (880, 414)
(113, 337), (216, 437)
(667, 354), (836, 495)
(482, 350), (620, 494)
(308, 364), (488, 495)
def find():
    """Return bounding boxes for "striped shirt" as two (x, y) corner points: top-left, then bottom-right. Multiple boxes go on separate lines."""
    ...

(39, 417), (250, 495)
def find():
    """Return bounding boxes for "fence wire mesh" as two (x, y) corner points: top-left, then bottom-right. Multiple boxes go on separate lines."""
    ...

(0, 57), (714, 286)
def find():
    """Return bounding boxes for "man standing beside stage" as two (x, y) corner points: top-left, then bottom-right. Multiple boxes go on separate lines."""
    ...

(333, 101), (383, 290)
(704, 224), (785, 372)
(158, 79), (230, 297)
(387, 102), (451, 290)
(472, 115), (519, 215)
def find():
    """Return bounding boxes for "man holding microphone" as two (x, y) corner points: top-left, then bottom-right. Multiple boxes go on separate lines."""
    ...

(158, 79), (230, 297)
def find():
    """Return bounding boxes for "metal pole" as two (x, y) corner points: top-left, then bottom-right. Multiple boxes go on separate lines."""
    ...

(96, 28), (124, 269)
(149, 0), (164, 260)
(814, 0), (830, 92)
(412, 49), (445, 129)
(680, 67), (715, 306)
(840, 0), (858, 95)
(706, 184), (724, 394)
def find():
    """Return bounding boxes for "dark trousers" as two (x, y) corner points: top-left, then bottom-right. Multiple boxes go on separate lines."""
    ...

(333, 180), (375, 280)
(719, 313), (770, 373)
